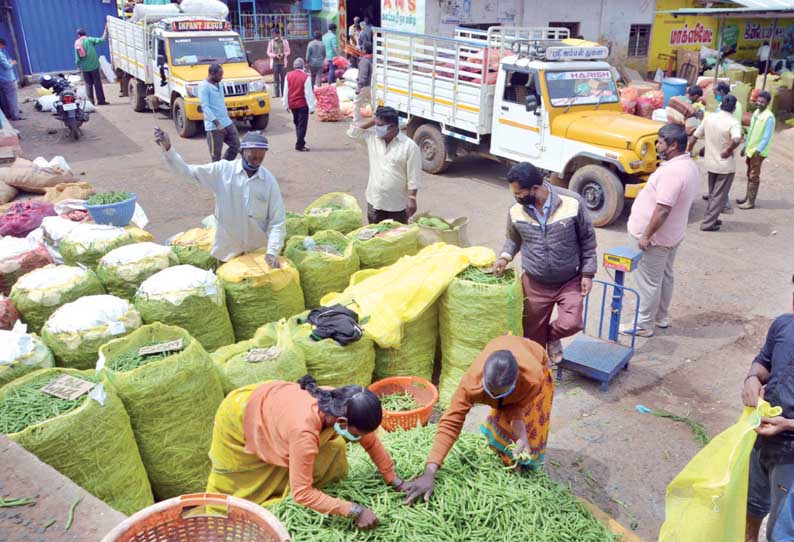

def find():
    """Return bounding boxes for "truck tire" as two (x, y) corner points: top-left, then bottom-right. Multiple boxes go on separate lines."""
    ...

(129, 79), (146, 112)
(250, 114), (269, 131)
(172, 97), (198, 138)
(413, 124), (449, 174)
(569, 164), (625, 227)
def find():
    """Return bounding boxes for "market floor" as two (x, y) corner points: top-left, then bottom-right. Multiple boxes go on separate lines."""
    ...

(12, 83), (794, 540)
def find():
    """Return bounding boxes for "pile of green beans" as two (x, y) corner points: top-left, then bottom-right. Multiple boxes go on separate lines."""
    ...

(107, 344), (176, 372)
(269, 426), (617, 541)
(458, 266), (515, 285)
(379, 391), (420, 412)
(0, 374), (98, 434)
(86, 192), (133, 206)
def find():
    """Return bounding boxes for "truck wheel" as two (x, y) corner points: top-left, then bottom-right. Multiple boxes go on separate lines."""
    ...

(569, 164), (625, 227)
(129, 79), (146, 112)
(250, 114), (269, 131)
(172, 97), (198, 138)
(413, 124), (449, 174)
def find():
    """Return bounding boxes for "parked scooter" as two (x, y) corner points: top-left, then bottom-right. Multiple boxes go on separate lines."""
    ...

(39, 74), (90, 140)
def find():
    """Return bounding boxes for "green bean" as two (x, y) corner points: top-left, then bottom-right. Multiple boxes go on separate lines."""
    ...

(379, 391), (420, 412)
(86, 191), (133, 206)
(458, 266), (515, 285)
(43, 519), (56, 529)
(0, 374), (98, 434)
(0, 496), (36, 507)
(269, 426), (618, 542)
(106, 343), (176, 372)
(65, 497), (81, 530)
(651, 409), (710, 446)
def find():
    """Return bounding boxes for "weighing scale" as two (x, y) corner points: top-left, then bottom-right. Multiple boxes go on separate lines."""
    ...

(557, 246), (643, 392)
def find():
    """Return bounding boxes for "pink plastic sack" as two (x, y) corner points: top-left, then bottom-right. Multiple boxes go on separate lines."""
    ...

(642, 90), (664, 110)
(332, 56), (349, 70)
(0, 201), (56, 237)
(621, 97), (637, 114)
(0, 239), (53, 295)
(620, 86), (640, 102)
(636, 97), (655, 119)
(315, 85), (342, 122)
(0, 296), (19, 330)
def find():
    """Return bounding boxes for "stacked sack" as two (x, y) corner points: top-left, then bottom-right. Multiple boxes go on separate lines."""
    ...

(0, 326), (54, 388)
(0, 237), (52, 295)
(98, 323), (224, 499)
(169, 227), (217, 270)
(97, 242), (178, 299)
(60, 223), (136, 269)
(134, 265), (234, 352)
(348, 221), (419, 269)
(304, 192), (363, 234)
(315, 85), (343, 122)
(285, 231), (359, 308)
(217, 253), (304, 341)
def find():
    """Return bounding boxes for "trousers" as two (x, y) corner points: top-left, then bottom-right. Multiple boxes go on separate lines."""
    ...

(82, 68), (106, 105)
(353, 86), (371, 124)
(367, 203), (408, 224)
(746, 154), (766, 185)
(272, 64), (286, 97)
(521, 273), (583, 347)
(309, 66), (323, 87)
(0, 80), (20, 120)
(702, 171), (735, 228)
(291, 106), (309, 150)
(629, 236), (679, 329)
(207, 124), (241, 162)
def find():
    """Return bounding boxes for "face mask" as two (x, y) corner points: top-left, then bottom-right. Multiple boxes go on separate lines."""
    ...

(483, 379), (516, 400)
(515, 194), (535, 206)
(242, 157), (259, 173)
(374, 124), (390, 139)
(716, 94), (723, 103)
(334, 421), (361, 442)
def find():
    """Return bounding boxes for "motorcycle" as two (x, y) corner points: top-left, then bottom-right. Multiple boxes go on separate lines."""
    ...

(39, 74), (89, 140)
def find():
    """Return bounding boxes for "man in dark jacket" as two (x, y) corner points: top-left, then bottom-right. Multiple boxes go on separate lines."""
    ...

(493, 162), (597, 363)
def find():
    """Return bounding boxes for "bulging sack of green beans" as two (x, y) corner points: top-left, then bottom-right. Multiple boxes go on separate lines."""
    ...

(216, 253), (305, 342)
(42, 294), (142, 370)
(438, 267), (523, 406)
(97, 322), (223, 500)
(284, 313), (374, 387)
(60, 223), (137, 270)
(284, 231), (360, 308)
(134, 265), (234, 352)
(10, 265), (105, 333)
(215, 319), (308, 394)
(0, 368), (154, 515)
(169, 227), (217, 270)
(348, 221), (420, 269)
(97, 242), (178, 300)
(285, 211), (309, 241)
(375, 303), (438, 382)
(304, 192), (363, 234)
(0, 327), (54, 388)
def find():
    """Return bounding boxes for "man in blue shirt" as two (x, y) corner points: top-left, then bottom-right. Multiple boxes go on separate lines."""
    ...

(322, 24), (339, 84)
(198, 64), (240, 162)
(0, 38), (21, 121)
(742, 295), (794, 542)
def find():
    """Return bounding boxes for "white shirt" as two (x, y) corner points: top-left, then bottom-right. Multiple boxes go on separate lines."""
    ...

(163, 148), (286, 261)
(347, 124), (421, 212)
(758, 44), (771, 61)
(281, 71), (316, 112)
(693, 109), (742, 174)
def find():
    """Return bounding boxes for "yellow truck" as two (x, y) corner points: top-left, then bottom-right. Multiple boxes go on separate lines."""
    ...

(374, 26), (663, 226)
(108, 16), (270, 137)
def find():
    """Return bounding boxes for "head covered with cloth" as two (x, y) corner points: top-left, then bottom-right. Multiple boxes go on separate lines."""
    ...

(240, 131), (269, 174)
(206, 376), (407, 530)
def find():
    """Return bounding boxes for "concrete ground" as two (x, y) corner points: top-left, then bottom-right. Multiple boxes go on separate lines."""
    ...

(5, 82), (794, 541)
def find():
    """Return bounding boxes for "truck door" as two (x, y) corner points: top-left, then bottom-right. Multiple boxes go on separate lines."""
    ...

(152, 36), (170, 103)
(491, 68), (543, 160)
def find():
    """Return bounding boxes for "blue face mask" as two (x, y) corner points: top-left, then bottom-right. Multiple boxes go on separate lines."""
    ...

(374, 124), (390, 139)
(334, 421), (361, 442)
(716, 94), (723, 103)
(483, 379), (516, 400)
(242, 157), (259, 173)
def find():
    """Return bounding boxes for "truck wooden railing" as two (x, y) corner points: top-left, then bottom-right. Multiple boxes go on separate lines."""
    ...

(233, 13), (311, 41)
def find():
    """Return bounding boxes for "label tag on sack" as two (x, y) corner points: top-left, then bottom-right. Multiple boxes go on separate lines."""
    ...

(246, 346), (282, 363)
(356, 228), (378, 241)
(40, 375), (96, 401)
(377, 226), (410, 239)
(308, 207), (333, 216)
(139, 339), (184, 356)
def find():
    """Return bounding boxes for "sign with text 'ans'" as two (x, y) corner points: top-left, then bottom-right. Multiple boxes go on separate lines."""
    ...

(382, 0), (426, 34)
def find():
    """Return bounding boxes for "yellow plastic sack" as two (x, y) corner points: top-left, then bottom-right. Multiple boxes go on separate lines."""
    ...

(321, 243), (494, 349)
(659, 400), (783, 542)
(125, 226), (153, 243)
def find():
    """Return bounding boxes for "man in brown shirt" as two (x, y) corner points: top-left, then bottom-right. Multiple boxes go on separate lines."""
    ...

(403, 335), (554, 503)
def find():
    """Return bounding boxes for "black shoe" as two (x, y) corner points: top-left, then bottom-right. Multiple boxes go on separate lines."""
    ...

(715, 219), (723, 226)
(97, 101), (109, 106)
(296, 147), (310, 152)
(700, 223), (721, 231)
(701, 194), (710, 201)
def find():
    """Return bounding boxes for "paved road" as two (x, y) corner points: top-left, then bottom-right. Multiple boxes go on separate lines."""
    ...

(12, 83), (794, 539)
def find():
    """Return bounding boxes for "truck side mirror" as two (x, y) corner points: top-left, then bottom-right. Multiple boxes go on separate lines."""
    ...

(246, 50), (253, 66)
(525, 94), (539, 113)
(157, 54), (167, 67)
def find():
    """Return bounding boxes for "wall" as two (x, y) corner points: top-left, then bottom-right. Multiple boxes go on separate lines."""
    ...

(12, 0), (117, 75)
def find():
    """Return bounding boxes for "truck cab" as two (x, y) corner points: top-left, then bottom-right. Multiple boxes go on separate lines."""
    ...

(109, 16), (270, 138)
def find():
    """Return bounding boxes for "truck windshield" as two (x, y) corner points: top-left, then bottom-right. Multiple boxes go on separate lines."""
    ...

(545, 70), (619, 107)
(168, 36), (246, 66)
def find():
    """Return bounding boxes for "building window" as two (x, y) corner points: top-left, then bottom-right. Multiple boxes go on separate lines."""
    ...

(549, 22), (580, 39)
(628, 24), (652, 57)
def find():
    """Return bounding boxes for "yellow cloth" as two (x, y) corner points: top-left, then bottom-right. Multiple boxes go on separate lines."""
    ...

(216, 252), (297, 290)
(659, 399), (783, 542)
(206, 385), (348, 507)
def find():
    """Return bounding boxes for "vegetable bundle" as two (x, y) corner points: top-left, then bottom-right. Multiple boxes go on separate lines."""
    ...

(304, 193), (363, 234)
(97, 242), (178, 300)
(98, 323), (223, 500)
(269, 426), (617, 541)
(0, 368), (153, 515)
(379, 391), (420, 412)
(86, 191), (134, 206)
(348, 221), (419, 269)
(438, 267), (523, 406)
(60, 223), (136, 270)
(285, 231), (360, 309)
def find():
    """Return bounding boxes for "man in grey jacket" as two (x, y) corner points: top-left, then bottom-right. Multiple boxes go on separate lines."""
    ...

(493, 162), (597, 363)
(305, 31), (326, 87)
(353, 41), (372, 123)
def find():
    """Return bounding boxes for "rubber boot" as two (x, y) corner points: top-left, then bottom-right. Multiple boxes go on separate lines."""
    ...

(736, 180), (750, 205)
(738, 183), (758, 209)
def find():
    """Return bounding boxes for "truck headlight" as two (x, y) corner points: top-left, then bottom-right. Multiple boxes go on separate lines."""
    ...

(185, 84), (198, 97)
(249, 79), (266, 92)
(640, 142), (649, 157)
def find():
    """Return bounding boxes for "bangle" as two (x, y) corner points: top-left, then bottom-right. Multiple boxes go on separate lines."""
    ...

(390, 476), (403, 489)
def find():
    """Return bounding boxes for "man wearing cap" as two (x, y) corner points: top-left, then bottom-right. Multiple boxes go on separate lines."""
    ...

(154, 128), (286, 267)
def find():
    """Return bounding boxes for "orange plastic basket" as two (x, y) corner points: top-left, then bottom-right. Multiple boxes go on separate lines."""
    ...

(100, 493), (290, 542)
(368, 376), (438, 432)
